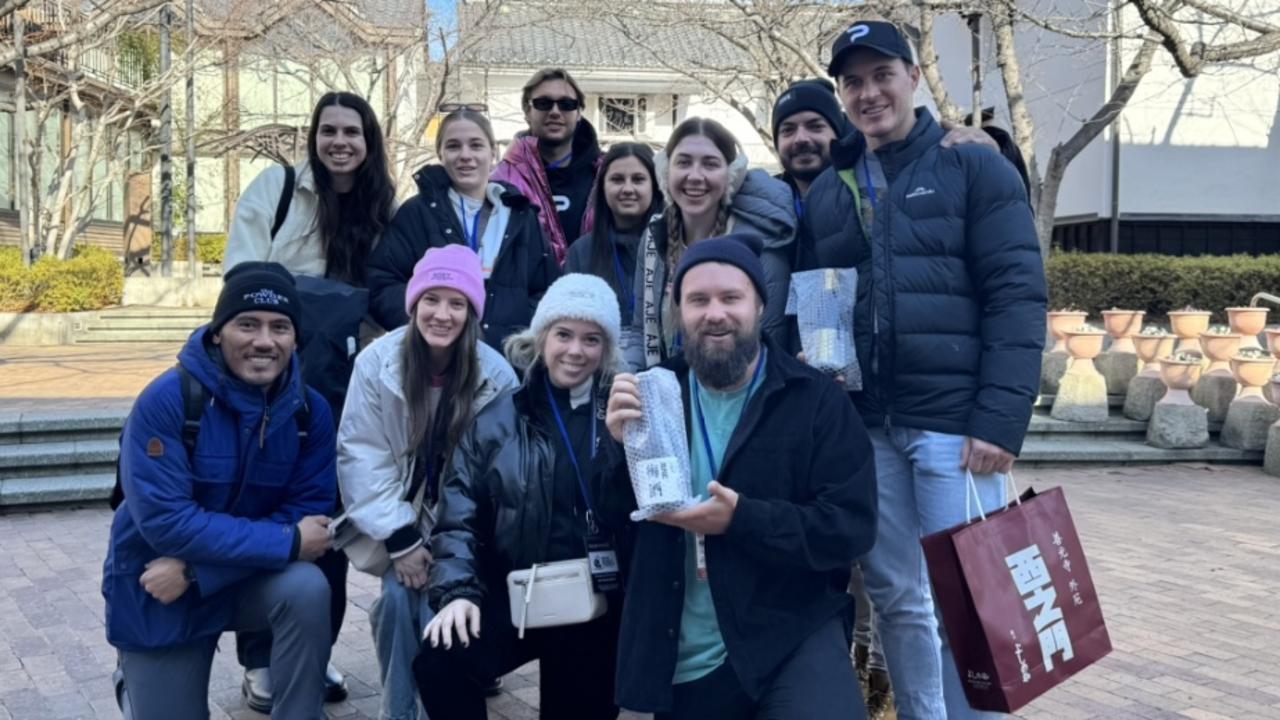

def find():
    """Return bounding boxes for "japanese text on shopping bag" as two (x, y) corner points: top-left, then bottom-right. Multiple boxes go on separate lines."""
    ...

(1005, 544), (1075, 674)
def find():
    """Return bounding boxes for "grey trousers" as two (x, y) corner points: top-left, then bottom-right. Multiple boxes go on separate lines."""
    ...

(118, 562), (331, 720)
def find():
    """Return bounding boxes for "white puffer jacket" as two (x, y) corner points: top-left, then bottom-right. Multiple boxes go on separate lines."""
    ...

(224, 160), (327, 277)
(336, 325), (518, 543)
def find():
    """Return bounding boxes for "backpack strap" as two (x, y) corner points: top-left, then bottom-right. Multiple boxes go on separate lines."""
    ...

(270, 164), (296, 241)
(294, 396), (312, 445)
(838, 168), (869, 238)
(177, 366), (206, 457)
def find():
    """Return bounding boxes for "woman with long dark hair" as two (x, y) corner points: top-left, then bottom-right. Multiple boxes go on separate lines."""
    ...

(367, 108), (558, 350)
(337, 246), (517, 720)
(638, 117), (796, 368)
(222, 90), (396, 711)
(564, 142), (662, 372)
(413, 274), (632, 720)
(225, 91), (395, 285)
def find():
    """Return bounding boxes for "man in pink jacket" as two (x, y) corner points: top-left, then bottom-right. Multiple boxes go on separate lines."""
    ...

(491, 67), (603, 266)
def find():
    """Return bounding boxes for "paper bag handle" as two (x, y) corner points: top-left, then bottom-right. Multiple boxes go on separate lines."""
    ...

(965, 470), (1022, 524)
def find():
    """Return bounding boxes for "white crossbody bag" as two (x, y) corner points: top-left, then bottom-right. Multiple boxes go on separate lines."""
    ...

(507, 559), (607, 639)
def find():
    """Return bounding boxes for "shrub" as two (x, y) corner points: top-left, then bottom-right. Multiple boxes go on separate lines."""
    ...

(151, 233), (228, 265)
(1, 246), (124, 312)
(1046, 253), (1280, 324)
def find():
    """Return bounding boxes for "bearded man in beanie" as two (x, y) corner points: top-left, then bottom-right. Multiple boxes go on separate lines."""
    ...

(604, 235), (878, 719)
(103, 261), (338, 720)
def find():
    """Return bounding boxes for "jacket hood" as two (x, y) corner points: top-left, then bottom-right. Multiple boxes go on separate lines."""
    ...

(412, 164), (532, 211)
(178, 325), (306, 420)
(729, 169), (797, 251)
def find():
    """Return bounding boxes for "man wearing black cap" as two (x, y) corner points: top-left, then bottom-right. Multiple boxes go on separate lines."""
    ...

(604, 235), (878, 719)
(103, 261), (339, 719)
(800, 20), (1047, 720)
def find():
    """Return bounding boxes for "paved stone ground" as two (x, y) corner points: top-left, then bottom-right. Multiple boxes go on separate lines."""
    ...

(1, 463), (1278, 719)
(0, 343), (178, 413)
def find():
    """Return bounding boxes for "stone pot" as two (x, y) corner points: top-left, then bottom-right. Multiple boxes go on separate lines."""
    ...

(1102, 310), (1144, 354)
(1266, 328), (1280, 359)
(1133, 334), (1176, 377)
(1158, 358), (1202, 405)
(1230, 357), (1275, 401)
(1047, 311), (1088, 353)
(1227, 307), (1269, 350)
(1198, 332), (1242, 376)
(1168, 311), (1211, 352)
(1062, 329), (1106, 377)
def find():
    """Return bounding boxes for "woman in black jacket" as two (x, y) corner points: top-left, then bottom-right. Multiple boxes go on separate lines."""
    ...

(413, 274), (631, 720)
(564, 142), (663, 373)
(366, 109), (560, 350)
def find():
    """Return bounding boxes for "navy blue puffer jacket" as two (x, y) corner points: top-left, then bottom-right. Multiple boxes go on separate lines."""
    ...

(800, 110), (1046, 454)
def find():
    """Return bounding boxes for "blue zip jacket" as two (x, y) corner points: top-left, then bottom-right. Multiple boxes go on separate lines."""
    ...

(102, 326), (336, 651)
(800, 110), (1046, 454)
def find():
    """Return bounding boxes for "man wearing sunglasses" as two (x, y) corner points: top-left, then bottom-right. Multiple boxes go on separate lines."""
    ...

(492, 67), (604, 266)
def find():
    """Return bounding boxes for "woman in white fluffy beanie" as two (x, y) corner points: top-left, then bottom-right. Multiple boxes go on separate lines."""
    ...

(416, 273), (630, 720)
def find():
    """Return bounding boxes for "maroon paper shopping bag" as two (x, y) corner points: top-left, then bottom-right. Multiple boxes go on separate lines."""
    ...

(922, 486), (1112, 713)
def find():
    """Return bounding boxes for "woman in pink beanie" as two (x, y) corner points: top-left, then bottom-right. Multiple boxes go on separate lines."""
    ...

(335, 244), (517, 720)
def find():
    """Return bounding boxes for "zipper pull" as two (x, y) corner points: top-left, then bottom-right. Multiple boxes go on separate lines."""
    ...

(260, 412), (269, 448)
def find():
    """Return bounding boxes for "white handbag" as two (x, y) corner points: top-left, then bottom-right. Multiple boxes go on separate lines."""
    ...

(506, 559), (607, 638)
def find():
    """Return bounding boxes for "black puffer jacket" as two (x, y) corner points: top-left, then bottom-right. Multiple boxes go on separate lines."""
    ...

(365, 165), (559, 350)
(800, 110), (1046, 454)
(427, 373), (630, 610)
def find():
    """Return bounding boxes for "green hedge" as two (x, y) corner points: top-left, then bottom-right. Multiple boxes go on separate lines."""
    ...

(150, 233), (227, 265)
(1046, 253), (1280, 324)
(0, 246), (124, 312)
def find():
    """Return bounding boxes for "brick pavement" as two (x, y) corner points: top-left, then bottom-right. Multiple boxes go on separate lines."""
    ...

(1, 463), (1278, 719)
(0, 343), (180, 414)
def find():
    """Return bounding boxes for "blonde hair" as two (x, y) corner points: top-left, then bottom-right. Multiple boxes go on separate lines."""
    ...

(502, 323), (618, 387)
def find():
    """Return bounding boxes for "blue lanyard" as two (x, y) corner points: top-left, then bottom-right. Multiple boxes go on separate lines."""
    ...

(546, 153), (573, 171)
(793, 189), (805, 221)
(862, 155), (879, 220)
(543, 374), (599, 517)
(458, 196), (480, 252)
(609, 230), (635, 319)
(691, 347), (767, 479)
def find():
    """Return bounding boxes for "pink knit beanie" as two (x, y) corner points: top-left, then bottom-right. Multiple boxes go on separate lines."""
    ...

(404, 245), (486, 318)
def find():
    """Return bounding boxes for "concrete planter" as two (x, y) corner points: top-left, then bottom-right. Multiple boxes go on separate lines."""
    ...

(1198, 332), (1242, 376)
(1227, 307), (1268, 350)
(1168, 311), (1211, 353)
(1102, 310), (1144, 354)
(1158, 359), (1201, 405)
(1047, 311), (1088, 353)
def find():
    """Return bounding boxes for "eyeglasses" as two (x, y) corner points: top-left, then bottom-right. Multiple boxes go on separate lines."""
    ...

(439, 102), (488, 113)
(530, 97), (581, 113)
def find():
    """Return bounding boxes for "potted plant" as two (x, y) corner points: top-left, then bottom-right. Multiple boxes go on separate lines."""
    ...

(1168, 306), (1212, 352)
(1047, 309), (1088, 353)
(1198, 325), (1241, 376)
(1226, 307), (1269, 350)
(1157, 351), (1204, 405)
(1230, 347), (1275, 402)
(1132, 328), (1176, 377)
(1101, 309), (1144, 354)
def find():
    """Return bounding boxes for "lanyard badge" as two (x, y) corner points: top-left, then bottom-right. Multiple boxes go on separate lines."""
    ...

(543, 376), (620, 593)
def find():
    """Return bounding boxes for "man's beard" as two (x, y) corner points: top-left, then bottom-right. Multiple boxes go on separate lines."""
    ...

(782, 141), (829, 183)
(684, 319), (761, 391)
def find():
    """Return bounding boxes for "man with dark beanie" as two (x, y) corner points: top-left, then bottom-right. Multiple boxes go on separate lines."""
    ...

(103, 261), (338, 719)
(604, 235), (878, 719)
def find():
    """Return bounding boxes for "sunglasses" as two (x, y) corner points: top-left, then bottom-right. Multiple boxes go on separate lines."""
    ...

(439, 102), (488, 113)
(530, 97), (581, 113)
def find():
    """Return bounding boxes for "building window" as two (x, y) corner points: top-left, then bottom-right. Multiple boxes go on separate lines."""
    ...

(598, 96), (646, 135)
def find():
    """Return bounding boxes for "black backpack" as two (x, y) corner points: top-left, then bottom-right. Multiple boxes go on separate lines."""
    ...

(108, 366), (311, 511)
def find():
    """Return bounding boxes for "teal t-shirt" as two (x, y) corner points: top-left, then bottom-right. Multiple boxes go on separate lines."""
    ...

(672, 362), (766, 685)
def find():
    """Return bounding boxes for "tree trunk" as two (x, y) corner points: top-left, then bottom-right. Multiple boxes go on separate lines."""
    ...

(14, 11), (31, 265)
(990, 1), (1042, 212)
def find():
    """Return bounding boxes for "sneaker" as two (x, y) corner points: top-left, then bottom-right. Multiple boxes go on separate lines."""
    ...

(481, 676), (503, 698)
(241, 668), (272, 714)
(865, 668), (894, 720)
(324, 662), (349, 703)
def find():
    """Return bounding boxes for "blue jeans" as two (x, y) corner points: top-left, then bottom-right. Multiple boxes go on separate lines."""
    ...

(370, 570), (435, 720)
(848, 565), (886, 672)
(860, 428), (1007, 720)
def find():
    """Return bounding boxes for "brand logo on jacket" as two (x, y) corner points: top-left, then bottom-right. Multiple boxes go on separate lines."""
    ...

(1005, 544), (1074, 676)
(905, 186), (936, 199)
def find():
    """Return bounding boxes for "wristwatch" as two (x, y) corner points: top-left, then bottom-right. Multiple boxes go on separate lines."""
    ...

(183, 564), (197, 585)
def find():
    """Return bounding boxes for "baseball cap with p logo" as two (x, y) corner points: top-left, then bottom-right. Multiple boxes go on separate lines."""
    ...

(828, 21), (915, 77)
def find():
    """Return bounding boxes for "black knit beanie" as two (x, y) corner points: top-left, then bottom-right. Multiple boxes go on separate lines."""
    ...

(772, 79), (848, 145)
(211, 261), (301, 335)
(673, 234), (768, 305)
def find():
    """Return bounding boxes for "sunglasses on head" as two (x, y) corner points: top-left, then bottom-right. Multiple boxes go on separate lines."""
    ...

(530, 96), (581, 112)
(439, 102), (488, 113)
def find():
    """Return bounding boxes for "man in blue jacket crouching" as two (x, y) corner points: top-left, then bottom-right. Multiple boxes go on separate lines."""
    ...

(103, 262), (337, 719)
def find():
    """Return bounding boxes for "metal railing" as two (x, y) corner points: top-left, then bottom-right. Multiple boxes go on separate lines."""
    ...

(1, 2), (147, 90)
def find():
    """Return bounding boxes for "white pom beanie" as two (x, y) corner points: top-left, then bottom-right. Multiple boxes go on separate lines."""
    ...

(530, 273), (622, 351)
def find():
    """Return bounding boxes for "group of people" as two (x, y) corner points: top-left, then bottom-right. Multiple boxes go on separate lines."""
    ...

(103, 20), (1047, 720)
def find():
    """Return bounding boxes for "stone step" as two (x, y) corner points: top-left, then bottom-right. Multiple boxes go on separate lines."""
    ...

(1020, 437), (1262, 465)
(0, 409), (128, 445)
(0, 440), (119, 479)
(1025, 409), (1224, 438)
(83, 318), (208, 331)
(1035, 394), (1126, 409)
(72, 329), (197, 343)
(0, 473), (114, 506)
(95, 306), (213, 319)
